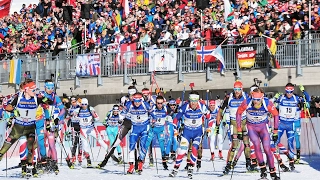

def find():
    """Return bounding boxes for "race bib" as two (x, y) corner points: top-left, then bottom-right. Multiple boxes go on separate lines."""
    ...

(279, 106), (296, 119)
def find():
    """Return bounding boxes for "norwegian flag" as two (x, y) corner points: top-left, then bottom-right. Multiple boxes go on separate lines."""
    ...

(196, 45), (216, 63)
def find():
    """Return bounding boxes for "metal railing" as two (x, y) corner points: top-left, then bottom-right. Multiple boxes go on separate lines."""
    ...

(0, 38), (320, 85)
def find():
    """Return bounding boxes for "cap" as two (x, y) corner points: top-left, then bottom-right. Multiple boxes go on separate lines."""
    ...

(234, 81), (243, 88)
(81, 98), (89, 105)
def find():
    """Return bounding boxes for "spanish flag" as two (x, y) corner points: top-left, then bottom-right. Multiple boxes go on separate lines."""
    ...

(266, 37), (280, 69)
(9, 58), (22, 85)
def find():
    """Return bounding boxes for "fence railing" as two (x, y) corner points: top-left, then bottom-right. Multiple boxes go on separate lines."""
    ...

(0, 38), (320, 85)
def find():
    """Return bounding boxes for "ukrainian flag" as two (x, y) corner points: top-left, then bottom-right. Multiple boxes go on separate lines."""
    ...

(9, 58), (22, 84)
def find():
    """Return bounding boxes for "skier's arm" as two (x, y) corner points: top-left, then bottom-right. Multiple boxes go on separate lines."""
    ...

(267, 101), (279, 131)
(216, 96), (229, 126)
(236, 100), (248, 131)
(90, 107), (99, 122)
(54, 96), (66, 123)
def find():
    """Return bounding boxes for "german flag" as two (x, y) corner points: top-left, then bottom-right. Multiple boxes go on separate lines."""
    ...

(266, 37), (280, 69)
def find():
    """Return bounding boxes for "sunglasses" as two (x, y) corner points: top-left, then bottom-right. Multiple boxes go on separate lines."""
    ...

(30, 89), (37, 92)
(169, 104), (176, 106)
(71, 101), (77, 103)
(81, 103), (88, 106)
(285, 90), (294, 94)
(46, 86), (54, 90)
(157, 102), (163, 104)
(252, 98), (262, 101)
(234, 88), (242, 91)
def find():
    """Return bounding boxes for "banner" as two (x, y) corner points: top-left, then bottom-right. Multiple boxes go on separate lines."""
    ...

(236, 44), (257, 68)
(149, 49), (177, 72)
(0, 0), (11, 18)
(76, 54), (101, 77)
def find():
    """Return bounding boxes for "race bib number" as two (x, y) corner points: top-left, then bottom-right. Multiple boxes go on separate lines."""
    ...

(279, 106), (296, 118)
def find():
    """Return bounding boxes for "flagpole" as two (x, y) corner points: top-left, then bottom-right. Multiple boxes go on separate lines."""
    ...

(218, 37), (228, 46)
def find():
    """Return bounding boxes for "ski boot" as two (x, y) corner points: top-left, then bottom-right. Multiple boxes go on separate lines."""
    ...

(32, 166), (38, 178)
(232, 158), (238, 169)
(127, 162), (135, 174)
(289, 159), (295, 171)
(137, 160), (144, 174)
(162, 157), (168, 170)
(218, 150), (223, 159)
(210, 152), (215, 161)
(196, 159), (201, 172)
(87, 158), (92, 168)
(170, 151), (176, 161)
(149, 154), (154, 167)
(21, 161), (27, 177)
(187, 165), (194, 179)
(118, 153), (123, 164)
(96, 157), (107, 169)
(259, 163), (267, 179)
(185, 161), (192, 170)
(169, 165), (179, 177)
(223, 161), (232, 175)
(52, 161), (59, 175)
(295, 149), (301, 164)
(278, 159), (289, 172)
(270, 168), (280, 180)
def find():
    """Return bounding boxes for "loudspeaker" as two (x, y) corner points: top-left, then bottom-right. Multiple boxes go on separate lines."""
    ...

(81, 4), (91, 19)
(63, 6), (73, 24)
(195, 0), (209, 10)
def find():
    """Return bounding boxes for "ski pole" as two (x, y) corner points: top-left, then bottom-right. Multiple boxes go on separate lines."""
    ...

(154, 146), (158, 174)
(230, 140), (242, 180)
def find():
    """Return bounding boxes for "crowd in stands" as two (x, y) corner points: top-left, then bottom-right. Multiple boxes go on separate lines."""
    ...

(0, 0), (319, 56)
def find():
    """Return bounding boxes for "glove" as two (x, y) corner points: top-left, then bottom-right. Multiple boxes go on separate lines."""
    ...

(299, 85), (305, 92)
(272, 129), (278, 142)
(13, 109), (20, 117)
(46, 123), (51, 131)
(177, 134), (181, 143)
(214, 126), (219, 135)
(206, 128), (211, 136)
(54, 118), (59, 126)
(237, 132), (243, 140)
(7, 117), (13, 127)
(274, 93), (281, 99)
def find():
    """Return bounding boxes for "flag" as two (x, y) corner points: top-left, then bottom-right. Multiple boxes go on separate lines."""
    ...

(114, 12), (122, 27)
(9, 58), (22, 84)
(196, 46), (216, 63)
(0, 0), (11, 18)
(223, 0), (234, 22)
(121, 43), (137, 67)
(211, 45), (225, 74)
(265, 36), (280, 69)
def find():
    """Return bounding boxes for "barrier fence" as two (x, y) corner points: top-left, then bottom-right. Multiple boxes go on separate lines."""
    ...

(0, 38), (320, 85)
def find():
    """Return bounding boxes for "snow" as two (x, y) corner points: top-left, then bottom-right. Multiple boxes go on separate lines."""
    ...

(0, 146), (320, 180)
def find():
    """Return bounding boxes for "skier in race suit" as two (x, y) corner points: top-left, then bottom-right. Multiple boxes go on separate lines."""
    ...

(236, 87), (280, 180)
(216, 81), (252, 174)
(103, 105), (123, 162)
(169, 91), (207, 179)
(143, 95), (169, 169)
(274, 83), (310, 170)
(72, 98), (110, 168)
(39, 79), (67, 173)
(0, 80), (53, 177)
(65, 96), (82, 166)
